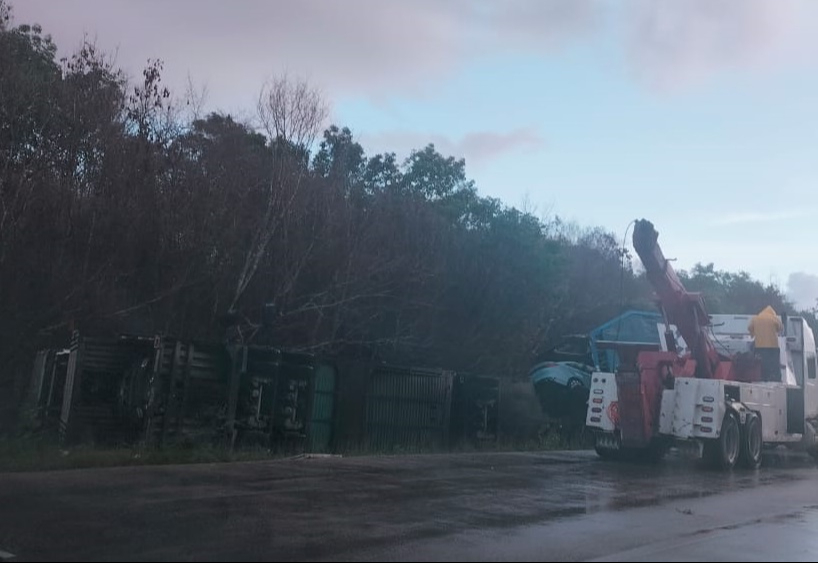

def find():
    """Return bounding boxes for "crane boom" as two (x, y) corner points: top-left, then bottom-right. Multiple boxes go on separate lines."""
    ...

(632, 219), (722, 379)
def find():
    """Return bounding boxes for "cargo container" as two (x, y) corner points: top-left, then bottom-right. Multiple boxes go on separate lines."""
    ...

(228, 346), (337, 453)
(147, 338), (231, 446)
(60, 333), (156, 444)
(450, 373), (500, 446)
(364, 365), (454, 452)
(23, 349), (70, 431)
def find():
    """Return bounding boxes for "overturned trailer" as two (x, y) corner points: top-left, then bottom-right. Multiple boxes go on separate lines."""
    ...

(26, 332), (501, 453)
(30, 332), (335, 451)
(22, 348), (70, 432)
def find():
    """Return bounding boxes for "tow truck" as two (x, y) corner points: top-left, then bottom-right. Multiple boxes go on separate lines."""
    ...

(585, 219), (818, 469)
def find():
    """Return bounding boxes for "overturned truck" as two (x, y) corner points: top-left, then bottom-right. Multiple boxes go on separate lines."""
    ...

(24, 332), (339, 451)
(24, 332), (501, 453)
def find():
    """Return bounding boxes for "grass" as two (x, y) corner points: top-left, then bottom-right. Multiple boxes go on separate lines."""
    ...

(0, 425), (590, 473)
(0, 435), (285, 473)
(463, 429), (592, 454)
(322, 427), (590, 458)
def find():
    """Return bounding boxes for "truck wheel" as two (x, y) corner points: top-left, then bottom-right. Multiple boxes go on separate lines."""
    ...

(739, 414), (762, 469)
(594, 433), (621, 461)
(704, 411), (740, 470)
(595, 444), (619, 460)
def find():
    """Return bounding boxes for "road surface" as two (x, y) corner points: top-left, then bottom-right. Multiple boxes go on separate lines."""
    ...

(0, 449), (816, 561)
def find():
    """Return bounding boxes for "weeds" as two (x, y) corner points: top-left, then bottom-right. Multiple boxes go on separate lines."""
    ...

(0, 426), (591, 473)
(0, 435), (280, 473)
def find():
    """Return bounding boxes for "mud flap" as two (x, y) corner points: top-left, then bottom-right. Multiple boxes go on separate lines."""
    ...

(787, 387), (805, 434)
(804, 419), (818, 449)
(616, 370), (650, 448)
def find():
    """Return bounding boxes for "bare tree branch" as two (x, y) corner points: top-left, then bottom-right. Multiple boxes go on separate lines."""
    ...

(228, 75), (327, 313)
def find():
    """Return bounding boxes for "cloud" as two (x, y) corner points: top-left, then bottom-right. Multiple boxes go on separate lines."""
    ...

(787, 272), (818, 311)
(12, 0), (596, 109)
(359, 128), (545, 168)
(624, 0), (818, 91)
(710, 209), (814, 226)
(13, 0), (818, 113)
(469, 0), (600, 52)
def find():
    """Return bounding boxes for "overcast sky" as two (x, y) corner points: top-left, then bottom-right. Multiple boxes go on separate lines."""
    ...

(13, 0), (818, 310)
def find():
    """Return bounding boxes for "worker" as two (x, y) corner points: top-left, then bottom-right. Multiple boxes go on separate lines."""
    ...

(748, 306), (784, 382)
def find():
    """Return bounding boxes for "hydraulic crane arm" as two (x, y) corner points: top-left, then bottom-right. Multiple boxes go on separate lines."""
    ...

(632, 219), (722, 378)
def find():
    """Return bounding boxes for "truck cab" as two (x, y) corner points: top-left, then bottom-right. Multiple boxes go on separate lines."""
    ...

(530, 311), (666, 429)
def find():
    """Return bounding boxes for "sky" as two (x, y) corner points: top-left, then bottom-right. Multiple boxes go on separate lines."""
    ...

(13, 0), (818, 310)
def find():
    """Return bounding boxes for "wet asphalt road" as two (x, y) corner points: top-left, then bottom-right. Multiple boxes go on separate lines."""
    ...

(0, 449), (817, 562)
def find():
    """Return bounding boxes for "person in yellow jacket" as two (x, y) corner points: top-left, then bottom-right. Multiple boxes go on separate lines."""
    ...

(748, 306), (784, 381)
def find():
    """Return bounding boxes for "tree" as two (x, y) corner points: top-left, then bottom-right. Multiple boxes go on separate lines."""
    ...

(363, 152), (402, 192)
(228, 74), (328, 315)
(680, 263), (793, 315)
(0, 1), (10, 31)
(5, 5), (816, 432)
(312, 125), (365, 190)
(402, 144), (474, 199)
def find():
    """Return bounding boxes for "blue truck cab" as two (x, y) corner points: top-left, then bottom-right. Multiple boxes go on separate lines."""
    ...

(529, 310), (665, 425)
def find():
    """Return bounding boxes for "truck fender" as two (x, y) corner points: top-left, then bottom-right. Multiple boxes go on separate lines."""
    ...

(724, 401), (755, 425)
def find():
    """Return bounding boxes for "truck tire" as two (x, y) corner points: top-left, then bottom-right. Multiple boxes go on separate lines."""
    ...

(595, 444), (619, 460)
(595, 441), (665, 464)
(739, 414), (762, 470)
(704, 411), (740, 470)
(594, 432), (624, 461)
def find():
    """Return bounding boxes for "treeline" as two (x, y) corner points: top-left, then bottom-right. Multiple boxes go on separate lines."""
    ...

(0, 4), (808, 420)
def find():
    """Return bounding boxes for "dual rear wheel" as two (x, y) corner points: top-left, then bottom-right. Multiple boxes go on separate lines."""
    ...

(704, 411), (762, 470)
(595, 410), (762, 470)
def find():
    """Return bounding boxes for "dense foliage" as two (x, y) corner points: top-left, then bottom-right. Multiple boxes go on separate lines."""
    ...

(1, 3), (811, 423)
